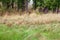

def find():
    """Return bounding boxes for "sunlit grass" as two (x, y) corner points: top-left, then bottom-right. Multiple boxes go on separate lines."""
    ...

(0, 22), (60, 40)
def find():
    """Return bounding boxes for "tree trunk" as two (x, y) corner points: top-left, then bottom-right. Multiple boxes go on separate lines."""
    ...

(24, 0), (28, 12)
(11, 0), (14, 9)
(33, 0), (36, 10)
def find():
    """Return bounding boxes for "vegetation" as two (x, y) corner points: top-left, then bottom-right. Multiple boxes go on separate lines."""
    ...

(0, 23), (60, 40)
(0, 0), (60, 13)
(0, 0), (60, 40)
(0, 13), (60, 40)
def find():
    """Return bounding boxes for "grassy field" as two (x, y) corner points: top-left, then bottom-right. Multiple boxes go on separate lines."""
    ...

(0, 13), (60, 40)
(0, 22), (60, 40)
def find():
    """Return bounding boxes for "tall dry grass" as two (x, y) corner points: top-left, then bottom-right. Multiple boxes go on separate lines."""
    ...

(0, 12), (60, 25)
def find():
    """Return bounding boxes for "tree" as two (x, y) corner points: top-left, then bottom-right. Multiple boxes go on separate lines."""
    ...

(0, 0), (60, 13)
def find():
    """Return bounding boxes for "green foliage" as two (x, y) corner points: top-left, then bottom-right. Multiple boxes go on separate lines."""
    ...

(33, 0), (60, 12)
(0, 0), (60, 12)
(0, 23), (60, 40)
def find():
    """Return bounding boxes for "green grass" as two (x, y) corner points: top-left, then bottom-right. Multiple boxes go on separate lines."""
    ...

(0, 23), (60, 40)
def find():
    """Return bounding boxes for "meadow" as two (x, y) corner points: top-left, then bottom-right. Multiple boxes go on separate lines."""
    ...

(0, 0), (60, 40)
(0, 13), (60, 40)
(0, 22), (60, 40)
